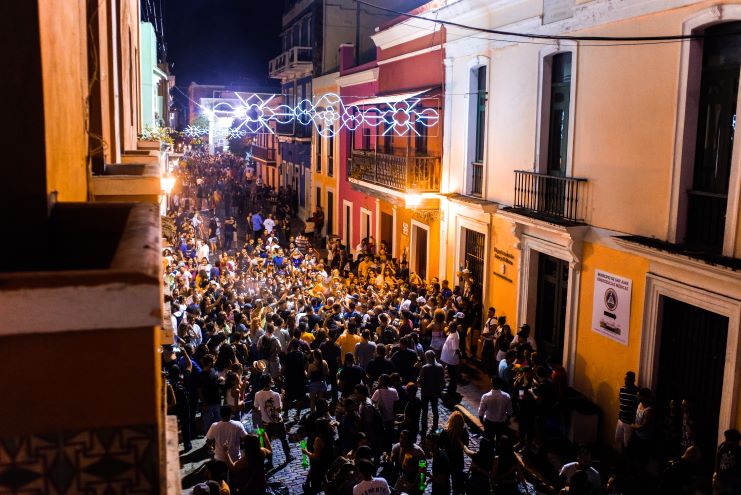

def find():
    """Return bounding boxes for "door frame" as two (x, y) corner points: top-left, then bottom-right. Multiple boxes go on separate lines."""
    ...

(640, 273), (741, 443)
(410, 219), (430, 281)
(326, 187), (335, 238)
(360, 207), (372, 242)
(516, 231), (582, 386)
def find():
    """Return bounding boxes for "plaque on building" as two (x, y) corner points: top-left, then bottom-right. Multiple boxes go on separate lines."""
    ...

(591, 270), (632, 345)
(543, 0), (575, 25)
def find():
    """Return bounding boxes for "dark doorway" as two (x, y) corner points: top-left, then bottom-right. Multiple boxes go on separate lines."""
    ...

(326, 191), (334, 237)
(381, 212), (393, 257)
(656, 297), (728, 463)
(412, 225), (428, 280)
(535, 253), (568, 361)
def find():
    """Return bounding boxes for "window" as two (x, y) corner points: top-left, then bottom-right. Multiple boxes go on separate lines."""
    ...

(383, 126), (392, 154)
(316, 128), (322, 172)
(362, 128), (371, 149)
(316, 187), (321, 207)
(468, 64), (487, 196)
(328, 131), (334, 176)
(546, 53), (572, 176)
(684, 22), (740, 251)
(474, 66), (487, 163)
(415, 118), (427, 154)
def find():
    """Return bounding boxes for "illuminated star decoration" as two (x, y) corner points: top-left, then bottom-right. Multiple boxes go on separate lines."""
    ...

(199, 92), (439, 138)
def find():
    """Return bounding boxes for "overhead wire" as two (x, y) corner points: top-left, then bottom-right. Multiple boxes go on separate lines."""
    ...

(353, 0), (741, 44)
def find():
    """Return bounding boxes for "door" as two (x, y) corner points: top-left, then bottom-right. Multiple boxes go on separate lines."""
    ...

(463, 228), (485, 287)
(412, 225), (428, 280)
(685, 22), (741, 250)
(327, 191), (334, 237)
(381, 212), (393, 257)
(656, 297), (728, 464)
(535, 253), (569, 360)
(344, 204), (351, 250)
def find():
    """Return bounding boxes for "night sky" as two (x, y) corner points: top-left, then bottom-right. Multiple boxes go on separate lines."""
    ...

(160, 0), (283, 89)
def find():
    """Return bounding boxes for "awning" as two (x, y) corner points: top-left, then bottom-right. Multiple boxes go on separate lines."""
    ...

(348, 88), (435, 107)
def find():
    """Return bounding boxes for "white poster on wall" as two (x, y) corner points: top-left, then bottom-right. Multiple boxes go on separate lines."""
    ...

(592, 270), (632, 345)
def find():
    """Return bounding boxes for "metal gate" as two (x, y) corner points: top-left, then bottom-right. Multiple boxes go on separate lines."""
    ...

(463, 228), (485, 286)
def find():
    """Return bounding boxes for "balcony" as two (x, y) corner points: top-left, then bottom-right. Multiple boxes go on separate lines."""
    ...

(269, 46), (312, 79)
(349, 149), (441, 193)
(512, 170), (587, 223)
(276, 120), (312, 139)
(92, 163), (163, 204)
(0, 203), (175, 492)
(252, 144), (277, 162)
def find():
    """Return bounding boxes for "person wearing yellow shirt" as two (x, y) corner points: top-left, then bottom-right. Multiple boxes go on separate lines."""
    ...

(336, 321), (363, 358)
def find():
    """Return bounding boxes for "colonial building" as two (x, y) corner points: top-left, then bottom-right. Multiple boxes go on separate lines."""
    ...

(434, 0), (741, 452)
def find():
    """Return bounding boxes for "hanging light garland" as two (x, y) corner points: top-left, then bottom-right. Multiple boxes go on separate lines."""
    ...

(200, 92), (439, 138)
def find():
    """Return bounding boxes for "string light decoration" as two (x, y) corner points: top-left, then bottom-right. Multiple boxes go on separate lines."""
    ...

(183, 125), (208, 137)
(199, 92), (440, 138)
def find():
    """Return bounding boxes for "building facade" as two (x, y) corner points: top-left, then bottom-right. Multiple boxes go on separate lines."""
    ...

(433, 0), (741, 452)
(1, 1), (178, 492)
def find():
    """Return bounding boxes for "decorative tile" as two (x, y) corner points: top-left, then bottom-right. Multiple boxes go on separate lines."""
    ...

(0, 425), (158, 494)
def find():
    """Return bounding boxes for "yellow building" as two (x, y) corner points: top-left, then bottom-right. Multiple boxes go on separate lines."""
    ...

(310, 72), (342, 239)
(1, 1), (178, 492)
(437, 0), (741, 452)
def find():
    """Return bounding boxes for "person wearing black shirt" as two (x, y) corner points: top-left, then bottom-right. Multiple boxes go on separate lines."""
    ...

(391, 337), (419, 385)
(715, 429), (741, 494)
(320, 329), (342, 408)
(338, 353), (365, 397)
(197, 354), (222, 433)
(366, 345), (395, 385)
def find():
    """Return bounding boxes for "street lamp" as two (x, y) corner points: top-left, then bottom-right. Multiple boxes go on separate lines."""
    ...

(161, 176), (176, 195)
(405, 192), (422, 209)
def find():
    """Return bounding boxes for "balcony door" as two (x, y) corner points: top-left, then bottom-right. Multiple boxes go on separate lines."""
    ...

(535, 253), (568, 361)
(327, 191), (334, 237)
(380, 212), (393, 258)
(540, 53), (572, 217)
(685, 22), (740, 251)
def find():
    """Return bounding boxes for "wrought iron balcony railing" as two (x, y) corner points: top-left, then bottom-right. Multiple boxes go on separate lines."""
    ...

(513, 170), (587, 223)
(252, 145), (276, 162)
(349, 149), (440, 193)
(269, 46), (312, 78)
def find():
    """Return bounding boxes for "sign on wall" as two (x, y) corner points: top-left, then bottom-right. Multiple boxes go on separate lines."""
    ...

(591, 270), (632, 345)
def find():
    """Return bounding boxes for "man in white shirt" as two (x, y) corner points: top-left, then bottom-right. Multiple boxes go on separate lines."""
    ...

(353, 459), (390, 495)
(263, 214), (276, 234)
(253, 375), (293, 462)
(205, 406), (248, 463)
(440, 325), (461, 395)
(559, 448), (601, 493)
(478, 376), (513, 443)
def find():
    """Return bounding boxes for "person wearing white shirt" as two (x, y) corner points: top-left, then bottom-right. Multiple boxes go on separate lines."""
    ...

(353, 459), (390, 495)
(559, 448), (601, 493)
(478, 376), (513, 442)
(263, 215), (275, 234)
(205, 406), (248, 463)
(440, 325), (461, 395)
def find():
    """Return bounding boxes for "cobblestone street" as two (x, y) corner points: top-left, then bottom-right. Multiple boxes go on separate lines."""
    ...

(181, 366), (489, 494)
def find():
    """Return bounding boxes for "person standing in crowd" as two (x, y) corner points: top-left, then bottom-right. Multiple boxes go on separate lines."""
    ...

(440, 323), (461, 396)
(478, 376), (513, 443)
(251, 210), (263, 241)
(253, 375), (293, 463)
(418, 350), (445, 435)
(616, 371), (639, 452)
(206, 405), (248, 474)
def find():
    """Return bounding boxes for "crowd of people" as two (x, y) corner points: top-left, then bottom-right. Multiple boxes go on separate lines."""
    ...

(162, 151), (741, 495)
